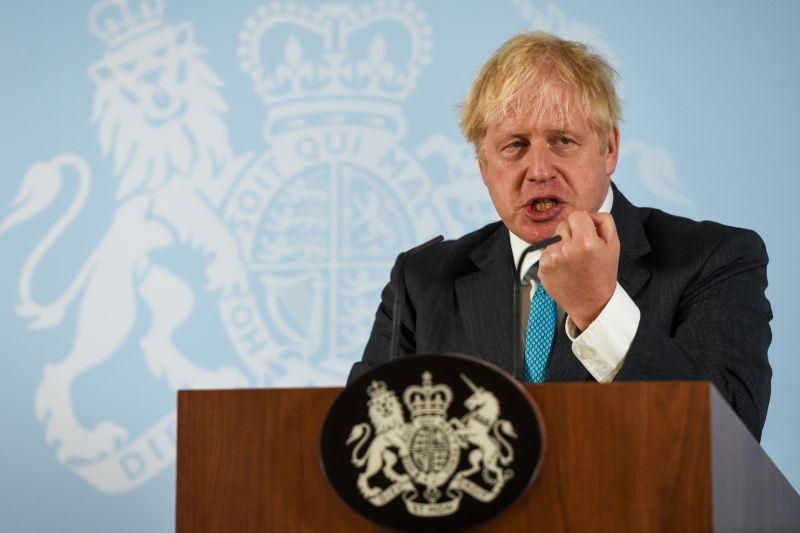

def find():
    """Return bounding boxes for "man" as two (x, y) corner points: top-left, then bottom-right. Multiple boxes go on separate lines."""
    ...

(349, 33), (772, 440)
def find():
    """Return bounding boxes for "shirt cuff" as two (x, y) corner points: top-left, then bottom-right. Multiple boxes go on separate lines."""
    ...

(565, 282), (640, 383)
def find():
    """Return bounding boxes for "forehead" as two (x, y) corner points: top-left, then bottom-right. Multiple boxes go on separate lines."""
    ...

(492, 79), (594, 130)
(487, 102), (593, 136)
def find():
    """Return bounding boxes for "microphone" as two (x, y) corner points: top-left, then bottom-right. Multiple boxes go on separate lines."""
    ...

(389, 235), (445, 361)
(511, 235), (562, 378)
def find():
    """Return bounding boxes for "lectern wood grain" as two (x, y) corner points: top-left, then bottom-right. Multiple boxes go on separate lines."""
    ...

(177, 388), (368, 532)
(176, 383), (799, 532)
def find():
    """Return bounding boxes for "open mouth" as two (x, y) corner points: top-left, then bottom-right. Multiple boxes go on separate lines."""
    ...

(531, 198), (558, 212)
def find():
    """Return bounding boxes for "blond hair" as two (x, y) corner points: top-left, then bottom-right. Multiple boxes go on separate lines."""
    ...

(460, 32), (621, 153)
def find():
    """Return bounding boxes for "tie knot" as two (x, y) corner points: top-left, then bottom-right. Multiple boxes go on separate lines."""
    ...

(523, 263), (539, 284)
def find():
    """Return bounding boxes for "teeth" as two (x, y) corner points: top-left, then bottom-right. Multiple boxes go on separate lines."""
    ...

(532, 199), (555, 212)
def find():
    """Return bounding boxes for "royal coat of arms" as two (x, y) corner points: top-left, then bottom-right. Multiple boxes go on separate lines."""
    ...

(348, 371), (518, 516)
(321, 354), (542, 530)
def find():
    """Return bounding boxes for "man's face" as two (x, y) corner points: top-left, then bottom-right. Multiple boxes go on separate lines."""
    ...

(478, 104), (620, 244)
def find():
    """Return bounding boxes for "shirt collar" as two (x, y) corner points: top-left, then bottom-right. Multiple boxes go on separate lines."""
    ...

(509, 184), (614, 283)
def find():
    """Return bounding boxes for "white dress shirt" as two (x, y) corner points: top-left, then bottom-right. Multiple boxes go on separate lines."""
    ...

(509, 186), (640, 382)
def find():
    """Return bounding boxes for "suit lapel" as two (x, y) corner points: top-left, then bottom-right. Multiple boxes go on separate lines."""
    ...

(455, 225), (517, 376)
(611, 184), (652, 300)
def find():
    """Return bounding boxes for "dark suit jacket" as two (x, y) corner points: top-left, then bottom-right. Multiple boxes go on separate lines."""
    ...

(350, 185), (772, 440)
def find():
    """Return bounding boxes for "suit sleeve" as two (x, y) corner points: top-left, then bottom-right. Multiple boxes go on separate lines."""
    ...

(616, 228), (772, 440)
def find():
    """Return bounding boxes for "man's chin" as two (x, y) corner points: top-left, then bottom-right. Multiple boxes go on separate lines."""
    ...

(512, 224), (559, 245)
(513, 208), (568, 243)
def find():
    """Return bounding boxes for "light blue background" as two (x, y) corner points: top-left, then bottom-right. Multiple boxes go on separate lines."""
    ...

(1, 1), (798, 531)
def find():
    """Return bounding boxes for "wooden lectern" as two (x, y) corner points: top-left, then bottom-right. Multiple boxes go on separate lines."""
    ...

(176, 382), (800, 532)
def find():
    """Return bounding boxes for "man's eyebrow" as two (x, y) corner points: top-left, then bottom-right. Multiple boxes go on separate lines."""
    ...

(490, 129), (529, 143)
(502, 131), (530, 139)
(548, 127), (584, 139)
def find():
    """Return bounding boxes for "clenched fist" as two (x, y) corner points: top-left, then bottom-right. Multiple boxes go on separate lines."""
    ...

(538, 210), (620, 331)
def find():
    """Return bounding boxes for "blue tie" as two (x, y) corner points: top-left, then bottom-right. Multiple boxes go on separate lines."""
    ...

(524, 283), (556, 383)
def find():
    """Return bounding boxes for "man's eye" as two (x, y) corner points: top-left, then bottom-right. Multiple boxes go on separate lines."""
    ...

(503, 140), (526, 151)
(555, 136), (574, 146)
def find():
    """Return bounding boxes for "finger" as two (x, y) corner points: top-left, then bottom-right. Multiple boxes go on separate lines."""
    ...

(541, 238), (562, 261)
(539, 241), (561, 276)
(567, 211), (599, 241)
(590, 212), (618, 243)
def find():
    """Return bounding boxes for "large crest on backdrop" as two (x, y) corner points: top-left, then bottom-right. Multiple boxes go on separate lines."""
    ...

(0, 0), (496, 494)
(321, 353), (544, 531)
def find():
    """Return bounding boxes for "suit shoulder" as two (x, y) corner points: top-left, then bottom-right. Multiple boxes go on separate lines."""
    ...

(638, 206), (767, 261)
(405, 221), (505, 279)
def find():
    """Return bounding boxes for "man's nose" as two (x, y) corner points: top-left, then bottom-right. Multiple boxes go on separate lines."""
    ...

(524, 143), (555, 182)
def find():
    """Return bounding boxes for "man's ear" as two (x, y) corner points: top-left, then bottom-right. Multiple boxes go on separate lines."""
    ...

(605, 125), (620, 176)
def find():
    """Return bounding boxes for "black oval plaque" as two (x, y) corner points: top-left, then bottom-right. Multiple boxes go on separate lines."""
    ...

(320, 353), (545, 531)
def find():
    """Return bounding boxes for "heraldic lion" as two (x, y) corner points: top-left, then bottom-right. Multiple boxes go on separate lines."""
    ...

(347, 382), (410, 498)
(1, 23), (254, 463)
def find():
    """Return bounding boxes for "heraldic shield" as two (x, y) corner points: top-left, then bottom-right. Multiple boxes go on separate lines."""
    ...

(320, 353), (544, 531)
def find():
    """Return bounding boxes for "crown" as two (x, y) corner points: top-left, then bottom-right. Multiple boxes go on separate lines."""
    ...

(366, 380), (396, 404)
(403, 372), (452, 419)
(89, 0), (164, 47)
(238, 1), (433, 137)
